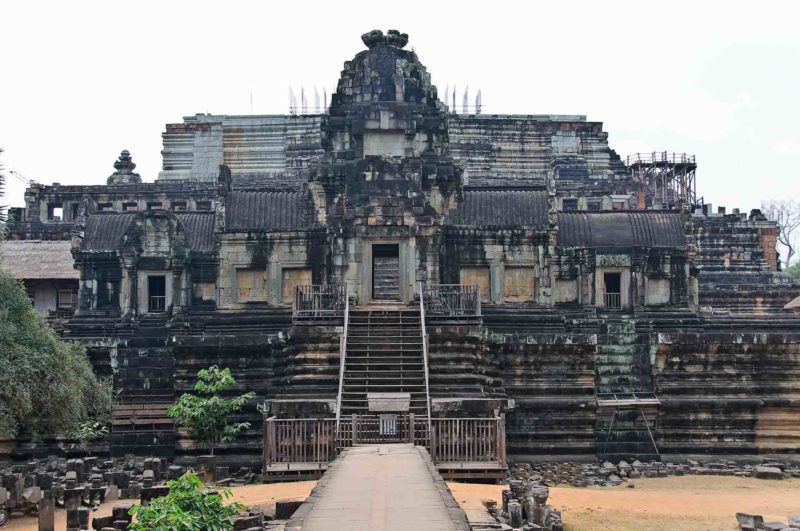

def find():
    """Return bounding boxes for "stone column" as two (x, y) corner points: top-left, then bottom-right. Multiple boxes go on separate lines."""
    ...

(37, 494), (55, 531)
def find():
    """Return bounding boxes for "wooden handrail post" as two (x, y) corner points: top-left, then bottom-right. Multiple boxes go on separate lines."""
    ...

(334, 286), (349, 439)
(352, 414), (358, 446)
(409, 413), (415, 445)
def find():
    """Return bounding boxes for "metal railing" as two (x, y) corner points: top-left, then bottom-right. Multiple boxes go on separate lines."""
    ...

(148, 296), (166, 313)
(605, 293), (621, 309)
(418, 282), (433, 439)
(422, 284), (481, 317)
(334, 289), (350, 438)
(626, 152), (696, 166)
(293, 284), (345, 323)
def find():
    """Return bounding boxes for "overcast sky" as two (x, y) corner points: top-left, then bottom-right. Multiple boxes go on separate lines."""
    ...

(2, 0), (799, 212)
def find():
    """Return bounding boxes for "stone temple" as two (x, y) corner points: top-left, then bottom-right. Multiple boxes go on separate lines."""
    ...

(4, 29), (800, 476)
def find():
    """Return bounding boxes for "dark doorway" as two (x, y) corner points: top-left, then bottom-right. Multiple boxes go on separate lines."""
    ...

(372, 244), (400, 300)
(604, 272), (621, 309)
(148, 275), (166, 313)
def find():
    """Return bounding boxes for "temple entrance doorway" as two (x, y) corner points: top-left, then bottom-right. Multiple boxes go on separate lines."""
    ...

(604, 272), (621, 309)
(372, 244), (400, 301)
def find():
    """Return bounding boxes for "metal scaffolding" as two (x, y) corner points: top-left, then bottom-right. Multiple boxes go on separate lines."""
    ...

(626, 152), (700, 209)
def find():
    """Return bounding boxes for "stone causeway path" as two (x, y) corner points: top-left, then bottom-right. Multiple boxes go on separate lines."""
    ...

(286, 444), (470, 531)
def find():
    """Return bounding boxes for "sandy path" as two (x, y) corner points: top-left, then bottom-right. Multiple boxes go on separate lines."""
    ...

(3, 481), (316, 531)
(449, 476), (800, 531)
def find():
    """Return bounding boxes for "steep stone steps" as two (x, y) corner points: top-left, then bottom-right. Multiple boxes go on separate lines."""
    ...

(339, 308), (429, 415)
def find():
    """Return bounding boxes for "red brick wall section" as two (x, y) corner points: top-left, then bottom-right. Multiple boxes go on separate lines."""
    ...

(758, 226), (779, 271)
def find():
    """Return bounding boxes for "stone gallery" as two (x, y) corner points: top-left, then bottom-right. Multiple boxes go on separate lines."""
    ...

(4, 29), (800, 477)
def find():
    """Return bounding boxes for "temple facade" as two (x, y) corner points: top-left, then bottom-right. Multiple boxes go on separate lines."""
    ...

(4, 30), (800, 469)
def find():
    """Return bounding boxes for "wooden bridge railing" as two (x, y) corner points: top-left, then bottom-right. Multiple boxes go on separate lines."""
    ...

(264, 414), (505, 469)
(292, 284), (345, 324)
(429, 415), (505, 464)
(422, 284), (481, 318)
(263, 417), (337, 465)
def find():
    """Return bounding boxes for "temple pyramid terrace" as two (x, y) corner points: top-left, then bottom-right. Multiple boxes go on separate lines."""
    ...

(3, 29), (800, 483)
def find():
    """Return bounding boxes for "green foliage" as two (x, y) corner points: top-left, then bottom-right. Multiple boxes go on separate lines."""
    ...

(167, 365), (255, 455)
(129, 472), (244, 531)
(0, 270), (112, 438)
(787, 264), (800, 281)
(69, 420), (109, 456)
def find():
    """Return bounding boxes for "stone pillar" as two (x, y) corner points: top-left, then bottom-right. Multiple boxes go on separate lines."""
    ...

(37, 495), (55, 531)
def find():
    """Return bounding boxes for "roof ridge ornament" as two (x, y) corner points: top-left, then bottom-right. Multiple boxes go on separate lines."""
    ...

(361, 29), (408, 49)
(107, 149), (142, 185)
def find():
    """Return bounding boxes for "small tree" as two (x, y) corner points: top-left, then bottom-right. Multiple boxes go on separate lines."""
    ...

(69, 420), (109, 456)
(129, 472), (244, 531)
(762, 200), (800, 267)
(167, 366), (255, 456)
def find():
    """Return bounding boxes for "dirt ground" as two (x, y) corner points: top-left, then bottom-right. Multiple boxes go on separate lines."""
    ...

(4, 476), (799, 530)
(449, 476), (800, 531)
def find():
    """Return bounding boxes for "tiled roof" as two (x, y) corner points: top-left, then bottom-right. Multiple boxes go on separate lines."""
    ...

(449, 190), (549, 228)
(82, 213), (137, 251)
(557, 212), (686, 248)
(175, 212), (215, 252)
(0, 240), (78, 279)
(226, 191), (313, 231)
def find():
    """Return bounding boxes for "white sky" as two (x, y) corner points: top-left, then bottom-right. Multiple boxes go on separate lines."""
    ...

(2, 0), (800, 212)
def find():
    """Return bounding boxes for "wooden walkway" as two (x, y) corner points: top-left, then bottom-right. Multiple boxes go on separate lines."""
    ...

(285, 444), (471, 531)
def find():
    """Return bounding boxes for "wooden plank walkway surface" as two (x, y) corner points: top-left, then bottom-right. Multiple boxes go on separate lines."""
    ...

(286, 444), (471, 531)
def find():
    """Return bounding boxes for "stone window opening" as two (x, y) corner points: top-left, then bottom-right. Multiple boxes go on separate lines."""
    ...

(122, 202), (138, 212)
(196, 200), (212, 210)
(98, 202), (114, 212)
(147, 275), (166, 313)
(604, 272), (621, 309)
(171, 201), (187, 212)
(562, 198), (578, 212)
(48, 203), (63, 221)
(147, 201), (163, 210)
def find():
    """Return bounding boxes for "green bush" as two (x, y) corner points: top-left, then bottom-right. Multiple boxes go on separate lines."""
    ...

(129, 472), (244, 531)
(787, 264), (800, 281)
(168, 365), (255, 455)
(0, 270), (111, 439)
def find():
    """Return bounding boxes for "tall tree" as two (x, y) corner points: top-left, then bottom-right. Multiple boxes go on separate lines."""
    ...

(762, 200), (800, 267)
(0, 270), (111, 438)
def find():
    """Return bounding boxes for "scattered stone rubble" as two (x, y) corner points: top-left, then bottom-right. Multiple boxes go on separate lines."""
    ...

(509, 459), (800, 488)
(0, 455), (263, 530)
(483, 463), (564, 530)
(736, 513), (800, 531)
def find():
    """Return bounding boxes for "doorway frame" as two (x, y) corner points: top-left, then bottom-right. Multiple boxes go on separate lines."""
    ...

(360, 239), (413, 304)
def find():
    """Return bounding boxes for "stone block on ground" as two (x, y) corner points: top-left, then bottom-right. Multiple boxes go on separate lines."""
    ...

(753, 466), (784, 480)
(275, 499), (305, 519)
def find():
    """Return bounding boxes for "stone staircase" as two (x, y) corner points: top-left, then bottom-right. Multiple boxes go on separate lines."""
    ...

(595, 316), (652, 394)
(339, 308), (429, 415)
(594, 315), (660, 461)
(111, 316), (176, 457)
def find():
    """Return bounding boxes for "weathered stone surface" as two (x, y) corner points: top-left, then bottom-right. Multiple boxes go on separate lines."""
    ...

(753, 466), (784, 480)
(2, 28), (799, 468)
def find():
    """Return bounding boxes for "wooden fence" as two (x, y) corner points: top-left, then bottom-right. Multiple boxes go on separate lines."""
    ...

(264, 414), (505, 470)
